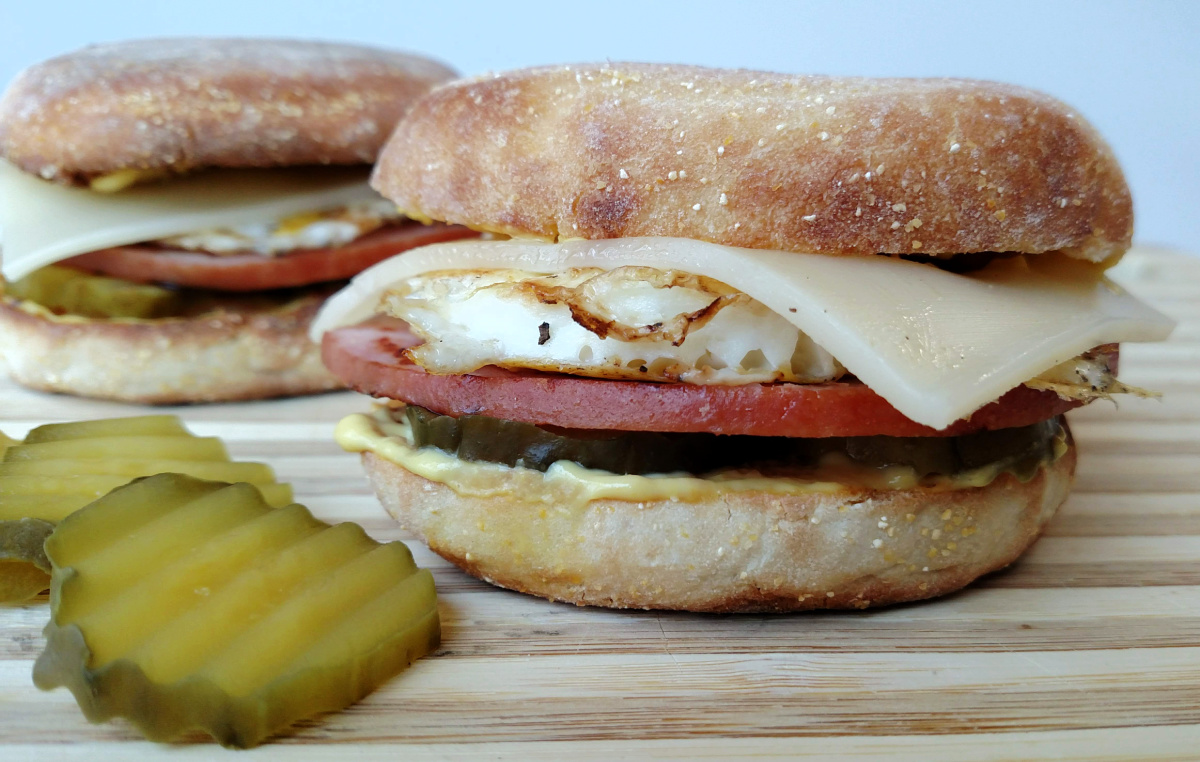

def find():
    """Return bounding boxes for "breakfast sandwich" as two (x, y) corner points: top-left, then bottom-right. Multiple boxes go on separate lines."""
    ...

(0, 38), (472, 403)
(312, 64), (1175, 612)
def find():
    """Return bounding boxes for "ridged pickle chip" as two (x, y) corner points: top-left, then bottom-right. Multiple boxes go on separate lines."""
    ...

(0, 416), (293, 602)
(22, 415), (190, 443)
(5, 265), (184, 319)
(0, 517), (55, 601)
(33, 473), (440, 748)
(5, 436), (230, 462)
(0, 432), (54, 598)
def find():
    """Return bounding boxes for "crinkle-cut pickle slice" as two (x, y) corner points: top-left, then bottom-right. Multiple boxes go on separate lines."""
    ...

(4, 436), (229, 463)
(0, 435), (51, 599)
(23, 416), (190, 444)
(1, 474), (158, 496)
(0, 458), (276, 482)
(0, 473), (288, 503)
(0, 479), (292, 521)
(0, 416), (291, 602)
(33, 473), (440, 749)
(5, 264), (183, 319)
(0, 431), (19, 452)
(0, 518), (54, 601)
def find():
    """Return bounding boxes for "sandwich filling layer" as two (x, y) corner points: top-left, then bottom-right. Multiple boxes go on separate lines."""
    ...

(383, 267), (1131, 399)
(2, 267), (337, 322)
(0, 162), (394, 281)
(313, 237), (1174, 429)
(401, 404), (1063, 480)
(156, 197), (401, 257)
(336, 406), (1070, 503)
(0, 160), (474, 314)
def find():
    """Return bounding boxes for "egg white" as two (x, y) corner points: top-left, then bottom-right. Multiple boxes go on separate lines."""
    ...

(157, 198), (401, 256)
(384, 267), (846, 384)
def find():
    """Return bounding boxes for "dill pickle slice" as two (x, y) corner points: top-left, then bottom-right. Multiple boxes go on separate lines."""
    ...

(0, 560), (51, 601)
(0, 475), (135, 497)
(59, 487), (271, 625)
(0, 476), (299, 515)
(0, 481), (289, 521)
(0, 431), (19, 453)
(4, 436), (229, 463)
(132, 522), (377, 682)
(0, 462), (290, 507)
(0, 416), (295, 601)
(24, 416), (190, 443)
(71, 506), (322, 662)
(254, 483), (294, 508)
(33, 473), (439, 748)
(404, 405), (1062, 478)
(406, 404), (722, 474)
(5, 265), (182, 319)
(954, 419), (1061, 479)
(0, 495), (98, 522)
(0, 458), (277, 485)
(0, 518), (54, 600)
(44, 476), (229, 572)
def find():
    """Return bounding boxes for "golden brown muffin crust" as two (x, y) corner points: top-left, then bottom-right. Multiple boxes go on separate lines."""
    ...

(0, 293), (342, 403)
(374, 63), (1131, 261)
(362, 441), (1075, 613)
(0, 38), (456, 185)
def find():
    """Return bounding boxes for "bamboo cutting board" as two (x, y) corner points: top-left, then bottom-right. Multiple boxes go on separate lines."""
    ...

(0, 247), (1197, 761)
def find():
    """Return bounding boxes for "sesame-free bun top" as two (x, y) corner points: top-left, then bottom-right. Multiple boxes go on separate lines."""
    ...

(0, 38), (456, 185)
(373, 63), (1132, 262)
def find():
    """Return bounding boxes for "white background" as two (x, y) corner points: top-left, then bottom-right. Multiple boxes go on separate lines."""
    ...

(2, 0), (1197, 251)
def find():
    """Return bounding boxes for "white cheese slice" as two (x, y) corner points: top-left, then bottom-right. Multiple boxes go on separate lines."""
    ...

(311, 237), (1176, 430)
(0, 161), (385, 281)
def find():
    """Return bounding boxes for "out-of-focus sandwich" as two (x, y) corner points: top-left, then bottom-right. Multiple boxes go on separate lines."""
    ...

(0, 38), (472, 403)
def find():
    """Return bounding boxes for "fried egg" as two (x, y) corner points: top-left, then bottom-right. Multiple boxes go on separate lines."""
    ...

(1025, 350), (1154, 402)
(157, 198), (401, 256)
(382, 264), (1130, 394)
(383, 266), (847, 384)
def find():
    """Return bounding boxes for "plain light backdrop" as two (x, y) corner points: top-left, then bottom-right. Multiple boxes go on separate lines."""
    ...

(2, 0), (1197, 251)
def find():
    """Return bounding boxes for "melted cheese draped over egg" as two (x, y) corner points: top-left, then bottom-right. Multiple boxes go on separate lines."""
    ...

(312, 238), (1175, 429)
(0, 164), (397, 281)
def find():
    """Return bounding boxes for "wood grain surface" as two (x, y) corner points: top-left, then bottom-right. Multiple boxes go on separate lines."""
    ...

(0, 248), (1197, 761)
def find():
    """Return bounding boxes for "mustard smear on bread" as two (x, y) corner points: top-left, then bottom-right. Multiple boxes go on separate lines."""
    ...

(335, 407), (1069, 509)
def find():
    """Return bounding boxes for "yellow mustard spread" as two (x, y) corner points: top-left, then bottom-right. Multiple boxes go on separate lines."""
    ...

(335, 407), (1067, 506)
